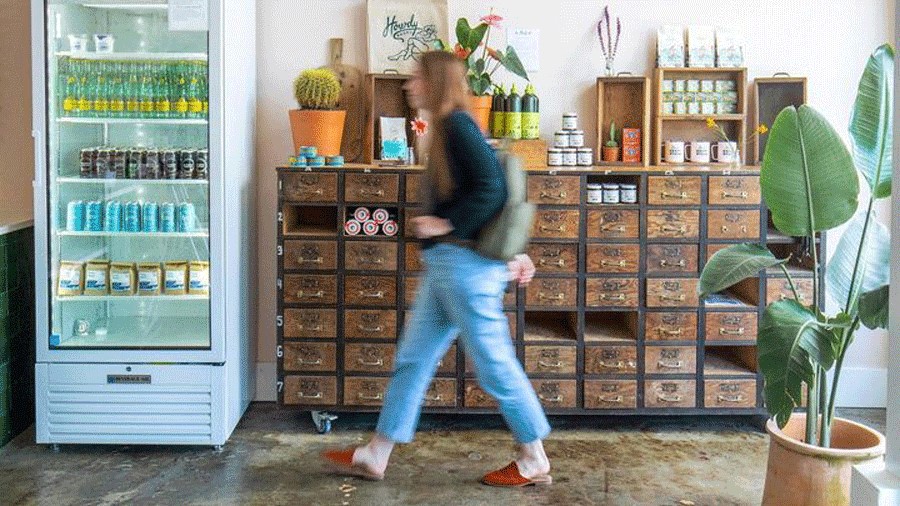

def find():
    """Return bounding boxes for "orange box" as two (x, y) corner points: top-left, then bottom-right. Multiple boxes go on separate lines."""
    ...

(622, 128), (642, 147)
(623, 145), (641, 163)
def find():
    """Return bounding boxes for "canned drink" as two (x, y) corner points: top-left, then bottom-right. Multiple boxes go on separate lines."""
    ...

(160, 202), (176, 232)
(103, 200), (121, 232)
(85, 200), (103, 231)
(362, 220), (379, 236)
(144, 149), (161, 179)
(124, 201), (141, 232)
(176, 202), (196, 232)
(97, 149), (113, 178)
(163, 150), (179, 179)
(371, 208), (390, 224)
(194, 149), (208, 179)
(112, 149), (126, 178)
(382, 220), (399, 236)
(353, 207), (370, 222)
(66, 200), (85, 231)
(80, 149), (94, 178)
(179, 150), (196, 179)
(343, 219), (361, 236)
(141, 201), (159, 232)
(127, 149), (142, 179)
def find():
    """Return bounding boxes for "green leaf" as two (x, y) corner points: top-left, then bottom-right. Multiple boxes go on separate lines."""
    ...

(761, 105), (859, 236)
(474, 58), (486, 75)
(859, 285), (889, 329)
(850, 44), (894, 198)
(468, 23), (489, 50)
(698, 244), (787, 298)
(455, 18), (471, 50)
(759, 300), (839, 428)
(501, 45), (529, 80)
(826, 211), (890, 310)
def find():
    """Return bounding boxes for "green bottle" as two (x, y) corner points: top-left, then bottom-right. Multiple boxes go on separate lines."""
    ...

(92, 63), (110, 117)
(522, 84), (540, 140)
(108, 63), (126, 117)
(61, 59), (78, 116)
(504, 83), (522, 140)
(125, 62), (141, 118)
(491, 84), (507, 139)
(77, 61), (94, 117)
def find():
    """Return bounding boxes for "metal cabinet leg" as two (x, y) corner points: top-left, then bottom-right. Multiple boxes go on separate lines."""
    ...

(311, 411), (337, 434)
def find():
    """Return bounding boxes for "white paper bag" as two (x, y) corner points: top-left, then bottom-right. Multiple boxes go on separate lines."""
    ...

(687, 26), (716, 68)
(657, 26), (685, 68)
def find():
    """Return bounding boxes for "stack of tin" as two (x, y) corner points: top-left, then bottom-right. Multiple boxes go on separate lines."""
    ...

(66, 199), (196, 233)
(79, 147), (208, 180)
(548, 112), (593, 168)
(344, 207), (398, 237)
(289, 146), (344, 168)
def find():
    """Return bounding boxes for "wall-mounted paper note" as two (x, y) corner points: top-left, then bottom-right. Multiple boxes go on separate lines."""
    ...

(380, 117), (408, 160)
(507, 28), (540, 72)
(169, 0), (209, 32)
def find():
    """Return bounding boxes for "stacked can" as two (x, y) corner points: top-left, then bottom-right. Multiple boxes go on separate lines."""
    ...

(308, 156), (326, 167)
(179, 150), (196, 179)
(66, 201), (85, 231)
(127, 149), (142, 179)
(80, 149), (94, 178)
(112, 149), (127, 178)
(177, 203), (196, 232)
(160, 202), (177, 232)
(85, 201), (103, 231)
(195, 149), (209, 179)
(103, 200), (121, 232)
(142, 201), (159, 232)
(97, 149), (113, 178)
(124, 201), (141, 231)
(163, 150), (179, 179)
(298, 146), (317, 158)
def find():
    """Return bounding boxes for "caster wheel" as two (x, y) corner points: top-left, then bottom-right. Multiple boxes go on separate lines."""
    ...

(51, 444), (61, 453)
(311, 411), (337, 434)
(213, 445), (224, 453)
(316, 419), (332, 434)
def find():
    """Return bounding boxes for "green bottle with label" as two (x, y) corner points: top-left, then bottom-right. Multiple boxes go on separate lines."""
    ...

(504, 84), (522, 140)
(490, 85), (507, 139)
(522, 84), (540, 140)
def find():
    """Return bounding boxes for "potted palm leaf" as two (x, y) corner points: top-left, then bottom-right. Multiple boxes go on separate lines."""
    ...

(698, 44), (893, 505)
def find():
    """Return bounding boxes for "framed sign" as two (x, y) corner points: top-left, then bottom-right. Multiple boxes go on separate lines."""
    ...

(367, 0), (448, 74)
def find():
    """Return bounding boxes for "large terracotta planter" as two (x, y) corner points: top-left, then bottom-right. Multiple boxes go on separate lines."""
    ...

(288, 109), (347, 156)
(469, 95), (492, 134)
(762, 414), (886, 506)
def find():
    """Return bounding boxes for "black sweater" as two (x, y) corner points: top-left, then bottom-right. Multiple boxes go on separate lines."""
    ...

(424, 110), (507, 249)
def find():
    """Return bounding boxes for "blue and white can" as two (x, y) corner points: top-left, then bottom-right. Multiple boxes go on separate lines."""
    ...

(103, 200), (121, 232)
(141, 201), (159, 233)
(85, 201), (103, 232)
(160, 203), (176, 233)
(298, 146), (317, 158)
(177, 202), (196, 232)
(124, 201), (141, 232)
(66, 200), (85, 231)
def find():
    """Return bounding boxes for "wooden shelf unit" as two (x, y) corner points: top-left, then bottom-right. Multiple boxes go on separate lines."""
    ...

(364, 73), (420, 164)
(596, 76), (652, 166)
(752, 75), (807, 164)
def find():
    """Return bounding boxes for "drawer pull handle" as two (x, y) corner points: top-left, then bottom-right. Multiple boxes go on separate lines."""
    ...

(296, 290), (325, 299)
(598, 360), (627, 370)
(436, 360), (444, 367)
(599, 293), (626, 301)
(357, 189), (385, 197)
(297, 324), (323, 332)
(601, 260), (628, 267)
(359, 257), (385, 265)
(357, 358), (384, 367)
(358, 325), (384, 333)
(717, 394), (746, 403)
(538, 292), (566, 302)
(424, 394), (444, 402)
(538, 360), (564, 368)
(780, 293), (807, 301)
(538, 394), (563, 403)
(297, 358), (322, 366)
(297, 257), (324, 265)
(660, 191), (688, 200)
(358, 393), (384, 401)
(657, 327), (682, 336)
(297, 392), (323, 399)
(358, 290), (385, 299)
(294, 187), (324, 196)
(721, 225), (748, 233)
(660, 294), (686, 302)
(539, 191), (567, 200)
(599, 395), (624, 404)
(657, 394), (683, 403)
(539, 258), (566, 268)
(660, 225), (687, 234)
(600, 224), (627, 232)
(719, 327), (746, 336)
(721, 191), (748, 199)
(660, 259), (686, 268)
(539, 225), (567, 233)
(657, 360), (684, 369)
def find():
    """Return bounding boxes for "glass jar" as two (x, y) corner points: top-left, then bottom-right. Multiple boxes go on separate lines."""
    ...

(562, 148), (578, 167)
(620, 183), (638, 203)
(562, 113), (578, 130)
(568, 130), (585, 148)
(586, 183), (603, 203)
(603, 183), (620, 204)
(577, 148), (593, 166)
(553, 131), (570, 149)
(547, 148), (563, 167)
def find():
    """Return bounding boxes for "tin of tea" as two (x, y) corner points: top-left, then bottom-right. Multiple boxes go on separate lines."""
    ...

(299, 146), (317, 158)
(326, 155), (344, 166)
(553, 131), (570, 149)
(103, 200), (121, 232)
(160, 202), (177, 232)
(562, 112), (578, 130)
(66, 201), (85, 231)
(382, 220), (399, 236)
(344, 219), (362, 236)
(308, 156), (326, 167)
(177, 203), (196, 232)
(602, 184), (621, 204)
(372, 208), (390, 224)
(124, 201), (141, 232)
(568, 130), (585, 148)
(353, 207), (371, 222)
(586, 184), (603, 204)
(85, 201), (103, 231)
(577, 147), (593, 166)
(142, 201), (159, 232)
(362, 220), (379, 236)
(562, 148), (578, 166)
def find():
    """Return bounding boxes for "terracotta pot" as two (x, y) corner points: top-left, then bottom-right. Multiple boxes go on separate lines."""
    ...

(288, 109), (347, 156)
(762, 414), (886, 506)
(469, 95), (492, 134)
(602, 146), (620, 162)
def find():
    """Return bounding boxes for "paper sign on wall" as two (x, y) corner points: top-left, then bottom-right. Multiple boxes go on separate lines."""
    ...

(507, 28), (540, 72)
(169, 0), (209, 32)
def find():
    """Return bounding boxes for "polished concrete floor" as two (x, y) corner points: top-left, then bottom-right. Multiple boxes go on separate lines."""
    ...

(0, 404), (886, 506)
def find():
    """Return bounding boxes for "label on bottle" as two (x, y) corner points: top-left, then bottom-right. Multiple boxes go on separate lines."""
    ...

(140, 100), (155, 113)
(78, 98), (92, 112)
(63, 97), (78, 112)
(521, 112), (540, 140)
(109, 100), (125, 113)
(504, 113), (522, 140)
(491, 112), (507, 139)
(188, 98), (203, 114)
(94, 98), (109, 113)
(126, 100), (140, 113)
(156, 100), (171, 114)
(175, 98), (189, 114)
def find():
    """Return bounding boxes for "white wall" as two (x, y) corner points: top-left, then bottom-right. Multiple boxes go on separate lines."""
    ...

(255, 0), (892, 404)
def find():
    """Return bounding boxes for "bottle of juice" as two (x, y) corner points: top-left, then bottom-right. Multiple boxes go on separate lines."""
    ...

(108, 62), (126, 117)
(174, 62), (189, 118)
(76, 60), (94, 117)
(522, 84), (540, 140)
(504, 84), (522, 140)
(60, 58), (78, 116)
(125, 62), (141, 118)
(490, 84), (507, 139)
(92, 61), (110, 117)
(154, 62), (172, 118)
(187, 62), (204, 118)
(139, 63), (156, 118)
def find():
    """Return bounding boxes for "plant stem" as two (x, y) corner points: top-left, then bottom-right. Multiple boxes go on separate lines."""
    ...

(825, 315), (859, 440)
(818, 367), (830, 447)
(844, 197), (876, 315)
(779, 265), (802, 304)
(806, 372), (818, 444)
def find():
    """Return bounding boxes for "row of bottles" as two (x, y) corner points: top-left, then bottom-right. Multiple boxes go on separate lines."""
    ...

(59, 57), (208, 119)
(490, 83), (540, 140)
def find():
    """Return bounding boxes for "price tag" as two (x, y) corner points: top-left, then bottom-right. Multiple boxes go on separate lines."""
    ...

(364, 168), (372, 174)
(549, 170), (557, 176)
(304, 167), (312, 172)
(604, 170), (612, 175)
(665, 170), (675, 176)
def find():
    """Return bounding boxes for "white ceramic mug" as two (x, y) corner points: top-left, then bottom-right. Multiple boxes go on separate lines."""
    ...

(664, 141), (686, 163)
(712, 141), (738, 163)
(686, 141), (711, 163)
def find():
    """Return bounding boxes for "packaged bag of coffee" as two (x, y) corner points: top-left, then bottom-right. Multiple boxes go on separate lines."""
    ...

(164, 261), (188, 295)
(84, 260), (110, 295)
(110, 262), (136, 296)
(137, 262), (162, 295)
(188, 261), (210, 295)
(58, 261), (84, 296)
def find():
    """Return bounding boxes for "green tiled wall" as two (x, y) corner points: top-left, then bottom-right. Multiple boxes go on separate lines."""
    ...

(0, 226), (34, 448)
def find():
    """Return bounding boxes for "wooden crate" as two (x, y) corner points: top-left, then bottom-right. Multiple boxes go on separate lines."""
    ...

(505, 139), (549, 169)
(596, 76), (651, 166)
(364, 74), (419, 164)
(752, 75), (807, 165)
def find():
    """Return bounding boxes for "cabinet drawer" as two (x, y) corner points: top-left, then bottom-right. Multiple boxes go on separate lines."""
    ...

(404, 208), (420, 238)
(437, 345), (457, 375)
(283, 309), (337, 339)
(525, 346), (577, 375)
(465, 380), (498, 409)
(708, 176), (761, 205)
(532, 210), (580, 239)
(586, 278), (639, 308)
(283, 376), (337, 406)
(645, 346), (697, 374)
(282, 173), (338, 202)
(586, 244), (640, 273)
(645, 312), (698, 341)
(345, 173), (399, 203)
(645, 380), (696, 408)
(345, 344), (395, 373)
(284, 240), (337, 270)
(283, 342), (336, 373)
(405, 243), (423, 271)
(708, 210), (761, 240)
(706, 312), (758, 341)
(345, 241), (398, 271)
(706, 243), (732, 262)
(587, 209), (639, 239)
(584, 346), (638, 375)
(704, 380), (757, 408)
(405, 173), (422, 203)
(284, 275), (338, 305)
(648, 176), (702, 205)
(344, 275), (397, 306)
(646, 244), (699, 274)
(527, 175), (581, 205)
(646, 278), (700, 308)
(647, 210), (700, 240)
(584, 380), (637, 409)
(424, 379), (457, 408)
(529, 243), (578, 273)
(767, 278), (814, 305)
(525, 278), (578, 307)
(345, 377), (390, 406)
(532, 379), (577, 409)
(345, 310), (398, 339)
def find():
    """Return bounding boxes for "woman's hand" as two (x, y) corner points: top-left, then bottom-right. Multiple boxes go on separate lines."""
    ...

(411, 215), (454, 239)
(507, 254), (536, 286)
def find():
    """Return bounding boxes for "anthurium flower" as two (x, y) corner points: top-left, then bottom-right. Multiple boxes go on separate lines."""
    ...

(411, 117), (429, 137)
(486, 47), (501, 61)
(453, 43), (471, 60)
(480, 12), (503, 28)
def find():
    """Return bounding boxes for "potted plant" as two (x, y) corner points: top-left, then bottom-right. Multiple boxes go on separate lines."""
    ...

(698, 44), (893, 506)
(288, 68), (345, 156)
(602, 120), (619, 162)
(437, 9), (529, 133)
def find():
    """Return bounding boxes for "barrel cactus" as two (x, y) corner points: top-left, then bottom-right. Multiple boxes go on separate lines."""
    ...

(294, 68), (341, 110)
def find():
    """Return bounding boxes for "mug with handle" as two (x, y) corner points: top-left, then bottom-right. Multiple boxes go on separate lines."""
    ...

(712, 141), (738, 163)
(686, 141), (711, 163)
(664, 140), (686, 163)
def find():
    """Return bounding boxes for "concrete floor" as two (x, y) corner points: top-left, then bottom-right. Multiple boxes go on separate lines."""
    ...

(0, 405), (886, 506)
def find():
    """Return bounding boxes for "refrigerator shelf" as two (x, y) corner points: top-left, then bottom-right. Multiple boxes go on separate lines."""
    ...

(56, 51), (208, 61)
(79, 3), (169, 11)
(52, 316), (211, 350)
(57, 117), (208, 125)
(56, 294), (209, 302)
(58, 230), (210, 238)
(57, 177), (209, 186)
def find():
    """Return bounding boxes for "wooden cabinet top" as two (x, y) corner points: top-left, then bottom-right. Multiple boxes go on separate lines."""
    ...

(277, 163), (761, 175)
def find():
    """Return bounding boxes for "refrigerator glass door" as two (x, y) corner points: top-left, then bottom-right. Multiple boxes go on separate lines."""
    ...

(44, 0), (211, 350)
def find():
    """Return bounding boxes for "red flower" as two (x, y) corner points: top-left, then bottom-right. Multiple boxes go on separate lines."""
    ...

(453, 43), (472, 60)
(411, 117), (428, 137)
(480, 12), (503, 28)
(486, 47), (501, 61)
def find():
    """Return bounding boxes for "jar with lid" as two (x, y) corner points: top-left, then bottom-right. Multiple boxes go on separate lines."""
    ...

(562, 148), (578, 166)
(603, 183), (621, 204)
(568, 129), (585, 148)
(553, 130), (570, 149)
(577, 148), (593, 166)
(586, 183), (603, 203)
(562, 112), (578, 130)
(547, 148), (563, 167)
(620, 183), (638, 203)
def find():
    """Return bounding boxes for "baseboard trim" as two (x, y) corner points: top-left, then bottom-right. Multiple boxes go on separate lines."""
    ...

(255, 361), (277, 402)
(835, 367), (887, 408)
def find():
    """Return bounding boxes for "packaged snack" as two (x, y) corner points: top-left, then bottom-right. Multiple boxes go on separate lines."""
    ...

(656, 26), (685, 67)
(84, 260), (110, 295)
(164, 261), (188, 295)
(58, 261), (84, 296)
(137, 262), (162, 295)
(188, 261), (210, 295)
(110, 262), (136, 295)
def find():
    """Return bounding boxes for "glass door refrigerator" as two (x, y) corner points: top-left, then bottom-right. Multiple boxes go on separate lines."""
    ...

(31, 0), (256, 447)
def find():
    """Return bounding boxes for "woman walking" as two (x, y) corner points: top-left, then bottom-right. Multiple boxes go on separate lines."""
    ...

(322, 51), (552, 487)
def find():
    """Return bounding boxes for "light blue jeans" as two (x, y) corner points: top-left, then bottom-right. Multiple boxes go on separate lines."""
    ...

(375, 243), (551, 444)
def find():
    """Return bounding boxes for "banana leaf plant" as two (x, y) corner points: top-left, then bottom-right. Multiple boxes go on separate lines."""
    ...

(698, 44), (893, 447)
